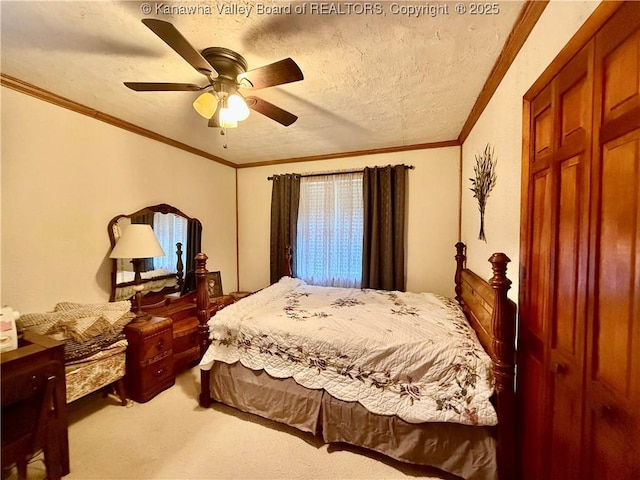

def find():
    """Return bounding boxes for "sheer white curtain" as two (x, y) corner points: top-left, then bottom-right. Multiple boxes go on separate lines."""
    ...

(153, 212), (187, 271)
(296, 172), (363, 288)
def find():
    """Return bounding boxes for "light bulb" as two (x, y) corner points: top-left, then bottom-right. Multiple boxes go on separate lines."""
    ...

(219, 107), (238, 128)
(227, 94), (250, 122)
(192, 92), (218, 119)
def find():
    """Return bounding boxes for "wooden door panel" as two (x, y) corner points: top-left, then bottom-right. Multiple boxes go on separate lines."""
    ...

(560, 78), (587, 142)
(529, 170), (553, 338)
(593, 132), (638, 395)
(588, 132), (638, 478)
(558, 46), (591, 154)
(535, 107), (553, 160)
(587, 408), (636, 480)
(549, 374), (582, 479)
(552, 156), (581, 356)
(601, 30), (639, 124)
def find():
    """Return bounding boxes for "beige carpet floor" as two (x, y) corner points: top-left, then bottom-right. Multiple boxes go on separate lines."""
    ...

(10, 367), (456, 480)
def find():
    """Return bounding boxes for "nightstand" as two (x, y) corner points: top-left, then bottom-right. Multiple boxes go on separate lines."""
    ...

(124, 317), (175, 403)
(230, 291), (252, 301)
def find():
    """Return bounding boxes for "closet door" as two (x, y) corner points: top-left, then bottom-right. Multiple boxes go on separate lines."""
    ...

(584, 5), (640, 478)
(519, 44), (593, 480)
(546, 44), (593, 480)
(520, 82), (554, 480)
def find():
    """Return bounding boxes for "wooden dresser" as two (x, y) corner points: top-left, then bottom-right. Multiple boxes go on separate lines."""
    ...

(124, 317), (174, 403)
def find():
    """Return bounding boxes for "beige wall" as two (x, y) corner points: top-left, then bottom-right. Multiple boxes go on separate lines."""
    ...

(237, 147), (461, 296)
(461, 0), (601, 300)
(1, 88), (237, 313)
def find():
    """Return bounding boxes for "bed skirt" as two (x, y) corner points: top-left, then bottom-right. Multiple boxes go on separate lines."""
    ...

(209, 361), (497, 480)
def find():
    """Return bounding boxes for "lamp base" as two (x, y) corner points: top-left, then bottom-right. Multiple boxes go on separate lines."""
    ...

(131, 288), (149, 321)
(131, 311), (151, 323)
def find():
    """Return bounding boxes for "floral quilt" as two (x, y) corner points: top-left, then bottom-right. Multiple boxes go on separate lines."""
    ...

(200, 277), (497, 426)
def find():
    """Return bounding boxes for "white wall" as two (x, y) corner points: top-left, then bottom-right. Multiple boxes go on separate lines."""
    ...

(1, 88), (237, 313)
(461, 0), (601, 299)
(237, 147), (461, 296)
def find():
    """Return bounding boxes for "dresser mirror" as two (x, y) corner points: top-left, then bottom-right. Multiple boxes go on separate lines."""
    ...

(108, 204), (202, 305)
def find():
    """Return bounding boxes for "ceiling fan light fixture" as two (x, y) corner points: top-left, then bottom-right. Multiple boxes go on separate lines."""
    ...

(126, 20), (303, 129)
(193, 91), (218, 119)
(227, 94), (250, 122)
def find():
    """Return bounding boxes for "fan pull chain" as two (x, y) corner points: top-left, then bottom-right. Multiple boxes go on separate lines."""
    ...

(221, 128), (228, 149)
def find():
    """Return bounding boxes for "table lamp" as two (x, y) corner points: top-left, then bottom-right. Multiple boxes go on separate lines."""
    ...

(109, 224), (165, 319)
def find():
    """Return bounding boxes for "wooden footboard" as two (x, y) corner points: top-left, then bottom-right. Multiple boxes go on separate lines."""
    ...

(454, 242), (516, 480)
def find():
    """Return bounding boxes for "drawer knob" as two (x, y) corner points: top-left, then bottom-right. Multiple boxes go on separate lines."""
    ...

(597, 404), (617, 421)
(156, 339), (164, 351)
(156, 368), (164, 377)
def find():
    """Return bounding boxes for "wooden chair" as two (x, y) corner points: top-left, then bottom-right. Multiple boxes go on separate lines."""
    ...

(1, 359), (65, 480)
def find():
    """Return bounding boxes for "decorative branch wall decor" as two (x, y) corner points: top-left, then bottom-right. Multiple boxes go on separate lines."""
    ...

(469, 144), (497, 242)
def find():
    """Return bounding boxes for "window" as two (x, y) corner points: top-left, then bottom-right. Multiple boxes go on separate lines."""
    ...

(153, 212), (187, 271)
(296, 172), (363, 287)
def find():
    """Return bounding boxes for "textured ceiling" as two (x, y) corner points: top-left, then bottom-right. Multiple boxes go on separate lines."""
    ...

(1, 1), (525, 165)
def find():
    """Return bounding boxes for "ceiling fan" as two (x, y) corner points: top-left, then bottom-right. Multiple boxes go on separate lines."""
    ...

(124, 19), (303, 128)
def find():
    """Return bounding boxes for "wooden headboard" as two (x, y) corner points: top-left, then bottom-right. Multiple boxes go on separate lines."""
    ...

(454, 242), (516, 480)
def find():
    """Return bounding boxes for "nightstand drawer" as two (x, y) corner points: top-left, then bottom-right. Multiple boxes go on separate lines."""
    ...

(139, 356), (174, 391)
(139, 329), (173, 364)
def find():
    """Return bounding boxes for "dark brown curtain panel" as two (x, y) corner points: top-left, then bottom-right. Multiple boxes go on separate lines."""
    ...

(186, 219), (202, 275)
(270, 174), (301, 284)
(180, 219), (202, 295)
(362, 165), (407, 291)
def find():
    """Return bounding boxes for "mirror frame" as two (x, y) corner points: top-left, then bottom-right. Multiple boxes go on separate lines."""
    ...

(107, 203), (202, 303)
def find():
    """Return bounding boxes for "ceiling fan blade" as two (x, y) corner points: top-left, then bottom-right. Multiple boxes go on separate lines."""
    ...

(141, 19), (217, 78)
(124, 82), (206, 92)
(246, 96), (298, 126)
(239, 58), (303, 90)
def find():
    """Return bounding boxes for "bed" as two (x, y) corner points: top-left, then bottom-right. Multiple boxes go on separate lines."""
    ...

(193, 243), (516, 480)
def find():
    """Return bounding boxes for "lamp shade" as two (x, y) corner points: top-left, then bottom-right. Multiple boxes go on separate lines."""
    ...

(193, 91), (218, 119)
(109, 224), (165, 259)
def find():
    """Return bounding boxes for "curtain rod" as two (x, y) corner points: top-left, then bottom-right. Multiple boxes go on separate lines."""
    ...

(267, 164), (414, 181)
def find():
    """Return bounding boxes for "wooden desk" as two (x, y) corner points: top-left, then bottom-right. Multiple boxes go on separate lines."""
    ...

(1, 331), (70, 475)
